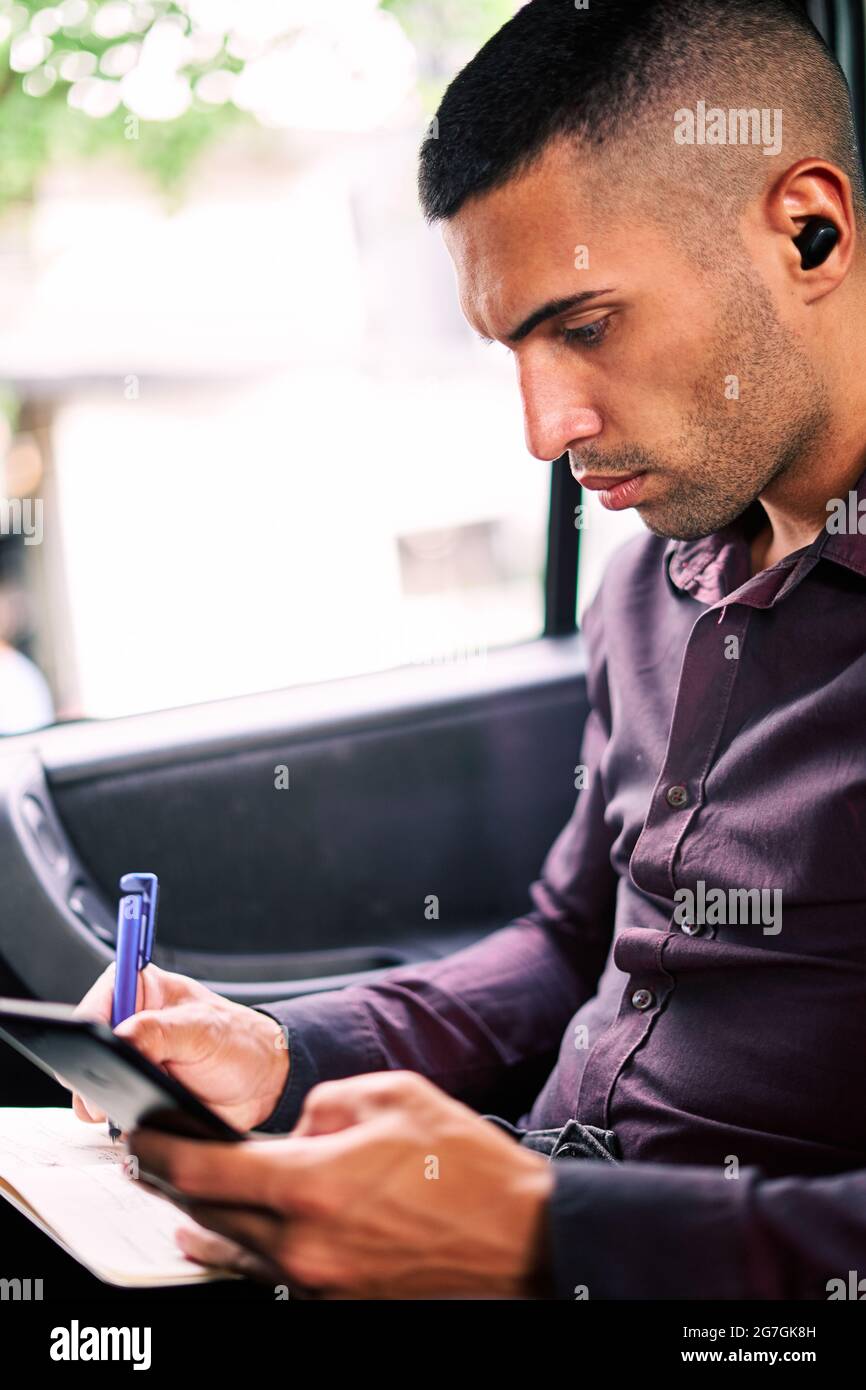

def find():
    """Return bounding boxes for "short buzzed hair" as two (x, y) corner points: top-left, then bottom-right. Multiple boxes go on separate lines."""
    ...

(418, 0), (866, 242)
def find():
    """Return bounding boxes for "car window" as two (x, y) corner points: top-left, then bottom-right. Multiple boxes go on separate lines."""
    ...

(0, 1), (546, 727)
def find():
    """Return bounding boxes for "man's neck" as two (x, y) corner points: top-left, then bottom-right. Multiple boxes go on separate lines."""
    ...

(749, 516), (821, 575)
(749, 449), (866, 576)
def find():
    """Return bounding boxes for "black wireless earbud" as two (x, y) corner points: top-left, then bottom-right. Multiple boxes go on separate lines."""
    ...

(793, 217), (839, 269)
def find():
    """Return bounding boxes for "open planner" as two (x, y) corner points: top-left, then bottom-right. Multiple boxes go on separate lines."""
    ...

(0, 1107), (238, 1287)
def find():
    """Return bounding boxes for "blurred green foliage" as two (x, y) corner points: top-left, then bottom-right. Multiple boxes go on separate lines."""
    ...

(0, 0), (516, 211)
(0, 0), (249, 208)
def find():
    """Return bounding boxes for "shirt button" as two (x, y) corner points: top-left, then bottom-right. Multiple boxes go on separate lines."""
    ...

(666, 784), (689, 808)
(681, 920), (703, 936)
(631, 988), (655, 1011)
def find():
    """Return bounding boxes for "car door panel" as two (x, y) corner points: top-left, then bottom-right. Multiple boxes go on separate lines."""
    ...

(0, 636), (589, 1007)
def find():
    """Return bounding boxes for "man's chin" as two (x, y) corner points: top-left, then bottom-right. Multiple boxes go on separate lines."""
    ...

(641, 516), (717, 542)
(637, 494), (755, 543)
(631, 501), (707, 543)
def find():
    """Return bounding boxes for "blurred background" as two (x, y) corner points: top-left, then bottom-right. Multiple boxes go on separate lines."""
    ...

(0, 0), (639, 733)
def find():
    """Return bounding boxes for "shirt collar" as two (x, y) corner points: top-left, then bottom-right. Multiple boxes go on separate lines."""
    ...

(664, 460), (866, 607)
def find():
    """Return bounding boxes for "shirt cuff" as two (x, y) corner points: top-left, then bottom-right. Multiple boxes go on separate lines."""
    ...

(547, 1159), (770, 1300)
(250, 991), (384, 1134)
(250, 1013), (318, 1134)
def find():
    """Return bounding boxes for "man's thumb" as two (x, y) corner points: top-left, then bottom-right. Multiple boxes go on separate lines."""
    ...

(114, 1005), (207, 1069)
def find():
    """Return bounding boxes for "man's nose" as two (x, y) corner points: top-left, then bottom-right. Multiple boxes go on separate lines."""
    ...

(518, 359), (603, 461)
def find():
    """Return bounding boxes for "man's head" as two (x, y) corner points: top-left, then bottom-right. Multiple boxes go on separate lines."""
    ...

(419, 0), (866, 541)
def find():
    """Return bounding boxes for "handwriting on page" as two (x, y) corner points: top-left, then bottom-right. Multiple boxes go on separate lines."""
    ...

(0, 1108), (233, 1285)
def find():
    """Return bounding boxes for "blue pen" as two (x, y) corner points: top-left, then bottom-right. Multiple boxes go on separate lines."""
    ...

(109, 872), (159, 1142)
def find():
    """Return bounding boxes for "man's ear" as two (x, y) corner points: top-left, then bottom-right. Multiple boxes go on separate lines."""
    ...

(767, 158), (856, 301)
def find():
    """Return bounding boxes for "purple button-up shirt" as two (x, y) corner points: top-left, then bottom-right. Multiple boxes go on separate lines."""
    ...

(259, 466), (866, 1299)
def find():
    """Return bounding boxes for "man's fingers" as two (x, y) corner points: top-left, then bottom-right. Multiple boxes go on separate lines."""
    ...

(71, 963), (206, 1035)
(71, 1091), (107, 1123)
(114, 1004), (210, 1069)
(62, 963), (213, 1116)
(150, 967), (211, 1007)
(174, 1204), (284, 1264)
(129, 1130), (300, 1208)
(61, 967), (215, 1117)
(175, 1222), (277, 1281)
(293, 1071), (429, 1137)
(72, 962), (118, 1024)
(128, 1127), (351, 1213)
(56, 1068), (106, 1122)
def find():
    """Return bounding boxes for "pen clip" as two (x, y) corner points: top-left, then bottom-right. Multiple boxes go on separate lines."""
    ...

(119, 872), (159, 968)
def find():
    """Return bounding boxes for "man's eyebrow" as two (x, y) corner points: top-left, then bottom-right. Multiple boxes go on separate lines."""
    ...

(481, 290), (616, 346)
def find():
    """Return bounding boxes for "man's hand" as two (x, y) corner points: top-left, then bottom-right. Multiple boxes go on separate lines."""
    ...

(128, 1071), (555, 1299)
(60, 963), (289, 1133)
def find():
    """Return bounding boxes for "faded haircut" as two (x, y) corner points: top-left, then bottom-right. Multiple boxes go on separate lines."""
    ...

(418, 0), (866, 253)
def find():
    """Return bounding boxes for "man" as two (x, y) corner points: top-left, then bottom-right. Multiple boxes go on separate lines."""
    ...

(68, 0), (866, 1298)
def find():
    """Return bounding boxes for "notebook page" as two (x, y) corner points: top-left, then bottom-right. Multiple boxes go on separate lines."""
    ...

(0, 1108), (236, 1286)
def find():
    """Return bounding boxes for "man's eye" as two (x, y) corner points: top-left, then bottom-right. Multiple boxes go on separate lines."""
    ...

(561, 318), (610, 348)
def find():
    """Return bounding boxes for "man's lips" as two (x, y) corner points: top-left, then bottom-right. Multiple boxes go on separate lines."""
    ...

(575, 469), (649, 511)
(576, 470), (645, 491)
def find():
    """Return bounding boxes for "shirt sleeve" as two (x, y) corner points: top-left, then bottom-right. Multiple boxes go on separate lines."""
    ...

(254, 594), (619, 1134)
(547, 1157), (866, 1299)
